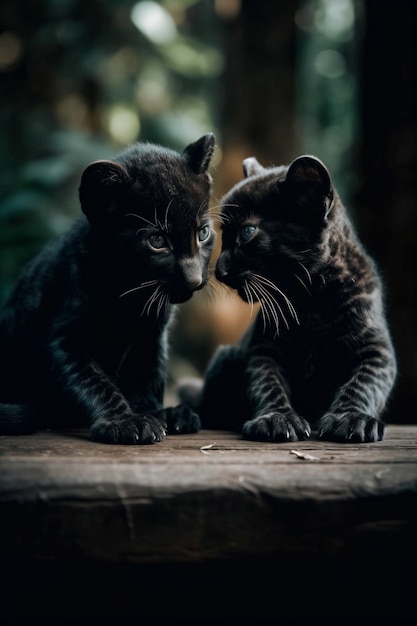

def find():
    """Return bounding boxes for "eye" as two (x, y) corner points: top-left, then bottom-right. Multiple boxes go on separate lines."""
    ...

(198, 225), (211, 243)
(240, 225), (257, 243)
(147, 233), (169, 252)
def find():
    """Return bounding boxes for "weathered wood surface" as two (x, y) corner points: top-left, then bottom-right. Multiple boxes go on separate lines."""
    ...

(0, 425), (416, 564)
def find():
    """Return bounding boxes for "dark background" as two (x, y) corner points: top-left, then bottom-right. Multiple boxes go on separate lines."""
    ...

(0, 0), (416, 424)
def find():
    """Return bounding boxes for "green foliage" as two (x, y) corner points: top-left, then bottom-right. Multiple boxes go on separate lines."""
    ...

(296, 0), (362, 205)
(0, 0), (222, 304)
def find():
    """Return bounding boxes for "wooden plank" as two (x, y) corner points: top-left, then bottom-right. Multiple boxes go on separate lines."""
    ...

(0, 425), (416, 565)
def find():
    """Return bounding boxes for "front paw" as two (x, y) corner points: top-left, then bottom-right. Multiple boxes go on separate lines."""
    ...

(91, 413), (167, 445)
(242, 411), (311, 442)
(316, 412), (385, 443)
(165, 403), (201, 434)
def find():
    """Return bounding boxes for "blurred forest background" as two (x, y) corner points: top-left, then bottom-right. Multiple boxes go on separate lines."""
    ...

(0, 0), (416, 424)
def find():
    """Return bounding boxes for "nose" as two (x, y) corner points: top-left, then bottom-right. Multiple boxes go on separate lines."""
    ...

(180, 258), (203, 290)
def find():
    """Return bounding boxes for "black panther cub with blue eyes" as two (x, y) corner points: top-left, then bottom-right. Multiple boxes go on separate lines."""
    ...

(181, 154), (397, 442)
(0, 134), (215, 444)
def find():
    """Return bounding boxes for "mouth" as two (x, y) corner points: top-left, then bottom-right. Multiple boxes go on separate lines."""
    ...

(169, 278), (207, 304)
(168, 285), (197, 304)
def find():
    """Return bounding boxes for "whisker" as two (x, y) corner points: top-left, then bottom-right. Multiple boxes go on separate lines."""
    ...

(243, 280), (255, 319)
(142, 285), (163, 317)
(249, 279), (274, 331)
(205, 208), (221, 221)
(119, 280), (159, 299)
(197, 280), (219, 305)
(215, 214), (229, 226)
(197, 199), (211, 219)
(157, 291), (169, 318)
(246, 277), (271, 331)
(220, 202), (240, 209)
(250, 277), (283, 334)
(125, 213), (156, 228)
(297, 261), (312, 285)
(249, 282), (268, 332)
(253, 274), (299, 325)
(210, 279), (237, 303)
(294, 273), (312, 296)
(206, 277), (222, 297)
(164, 199), (174, 232)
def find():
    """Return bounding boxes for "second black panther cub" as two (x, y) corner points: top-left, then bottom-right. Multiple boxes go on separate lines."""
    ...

(181, 154), (397, 443)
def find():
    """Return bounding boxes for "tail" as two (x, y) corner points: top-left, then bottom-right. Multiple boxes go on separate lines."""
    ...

(176, 377), (204, 410)
(0, 403), (40, 435)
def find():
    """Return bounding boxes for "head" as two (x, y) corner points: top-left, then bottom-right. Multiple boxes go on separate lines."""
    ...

(216, 154), (335, 307)
(79, 133), (216, 307)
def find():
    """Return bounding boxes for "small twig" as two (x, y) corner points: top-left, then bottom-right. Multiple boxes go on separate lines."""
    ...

(290, 449), (319, 461)
(200, 442), (217, 455)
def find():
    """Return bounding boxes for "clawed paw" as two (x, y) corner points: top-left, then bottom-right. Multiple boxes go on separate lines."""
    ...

(242, 411), (311, 442)
(165, 403), (201, 434)
(316, 412), (385, 443)
(91, 413), (167, 445)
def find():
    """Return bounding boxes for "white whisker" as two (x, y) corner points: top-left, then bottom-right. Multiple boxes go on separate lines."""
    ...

(157, 292), (169, 318)
(297, 261), (312, 285)
(142, 285), (163, 317)
(250, 282), (268, 331)
(119, 280), (159, 299)
(164, 199), (174, 232)
(243, 280), (255, 319)
(253, 274), (299, 325)
(250, 277), (283, 334)
(294, 273), (312, 295)
(125, 213), (156, 228)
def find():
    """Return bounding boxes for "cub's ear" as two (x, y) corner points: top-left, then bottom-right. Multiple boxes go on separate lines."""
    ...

(183, 133), (216, 174)
(79, 160), (130, 223)
(284, 155), (333, 220)
(242, 157), (264, 178)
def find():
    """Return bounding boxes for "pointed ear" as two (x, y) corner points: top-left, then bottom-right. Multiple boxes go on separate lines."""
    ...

(284, 155), (333, 220)
(79, 160), (130, 223)
(242, 157), (264, 178)
(183, 133), (216, 174)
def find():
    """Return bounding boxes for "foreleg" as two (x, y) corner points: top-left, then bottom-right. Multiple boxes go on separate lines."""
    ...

(243, 355), (311, 442)
(317, 337), (397, 443)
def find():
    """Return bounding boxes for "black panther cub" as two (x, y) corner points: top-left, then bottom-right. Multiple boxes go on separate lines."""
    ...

(181, 154), (397, 443)
(0, 134), (215, 444)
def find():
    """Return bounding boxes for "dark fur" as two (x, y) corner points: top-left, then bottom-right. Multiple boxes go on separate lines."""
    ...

(0, 134), (216, 444)
(181, 155), (397, 443)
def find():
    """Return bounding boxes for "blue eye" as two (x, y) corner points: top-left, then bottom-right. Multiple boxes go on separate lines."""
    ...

(240, 225), (256, 242)
(198, 225), (210, 242)
(148, 233), (168, 251)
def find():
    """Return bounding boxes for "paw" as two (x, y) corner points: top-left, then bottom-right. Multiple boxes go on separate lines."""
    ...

(91, 413), (167, 445)
(316, 412), (385, 443)
(165, 403), (201, 434)
(242, 411), (311, 442)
